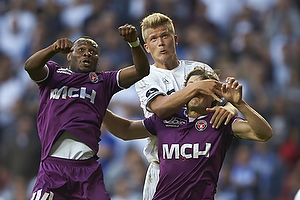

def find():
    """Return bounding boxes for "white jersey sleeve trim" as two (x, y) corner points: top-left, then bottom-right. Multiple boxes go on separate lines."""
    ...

(116, 69), (126, 90)
(35, 65), (49, 83)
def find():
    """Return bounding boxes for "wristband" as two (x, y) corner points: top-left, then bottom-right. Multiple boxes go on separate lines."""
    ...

(127, 38), (140, 48)
(217, 97), (227, 106)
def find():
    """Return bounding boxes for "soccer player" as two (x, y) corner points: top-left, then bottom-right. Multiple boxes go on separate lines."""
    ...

(103, 67), (273, 199)
(135, 13), (238, 200)
(24, 24), (149, 200)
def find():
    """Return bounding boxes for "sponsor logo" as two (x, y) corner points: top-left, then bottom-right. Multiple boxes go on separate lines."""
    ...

(162, 143), (211, 159)
(163, 117), (187, 127)
(50, 86), (96, 104)
(162, 77), (169, 84)
(195, 120), (207, 131)
(146, 88), (159, 97)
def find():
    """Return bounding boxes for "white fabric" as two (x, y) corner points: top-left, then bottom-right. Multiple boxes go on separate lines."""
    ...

(142, 162), (160, 200)
(49, 131), (94, 160)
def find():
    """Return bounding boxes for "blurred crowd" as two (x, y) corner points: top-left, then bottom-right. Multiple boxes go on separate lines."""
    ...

(0, 0), (300, 199)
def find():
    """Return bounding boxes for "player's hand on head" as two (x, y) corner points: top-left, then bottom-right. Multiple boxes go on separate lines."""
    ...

(118, 24), (138, 42)
(221, 77), (243, 105)
(196, 80), (223, 102)
(52, 38), (73, 54)
(206, 106), (235, 128)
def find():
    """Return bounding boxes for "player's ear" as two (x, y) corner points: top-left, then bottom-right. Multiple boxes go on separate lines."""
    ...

(144, 43), (150, 53)
(174, 35), (178, 46)
(67, 52), (72, 61)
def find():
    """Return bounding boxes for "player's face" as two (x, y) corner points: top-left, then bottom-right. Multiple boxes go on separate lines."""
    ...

(144, 25), (178, 65)
(68, 39), (99, 73)
(186, 76), (214, 114)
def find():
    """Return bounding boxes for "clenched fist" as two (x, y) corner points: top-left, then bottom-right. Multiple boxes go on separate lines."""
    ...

(118, 24), (138, 43)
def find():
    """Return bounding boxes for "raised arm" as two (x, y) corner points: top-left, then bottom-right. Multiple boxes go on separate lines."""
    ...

(103, 109), (152, 140)
(24, 38), (73, 81)
(222, 77), (272, 142)
(118, 24), (150, 88)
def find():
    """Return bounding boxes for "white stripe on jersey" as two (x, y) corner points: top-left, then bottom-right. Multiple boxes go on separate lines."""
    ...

(31, 189), (54, 200)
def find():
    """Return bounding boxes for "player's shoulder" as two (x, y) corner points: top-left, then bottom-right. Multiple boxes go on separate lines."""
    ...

(46, 61), (73, 74)
(149, 64), (165, 73)
(47, 61), (60, 69)
(45, 61), (72, 77)
(99, 70), (118, 76)
(180, 60), (212, 70)
(136, 64), (165, 82)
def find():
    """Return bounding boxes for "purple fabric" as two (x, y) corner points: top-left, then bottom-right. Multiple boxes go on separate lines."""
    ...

(143, 109), (241, 200)
(36, 61), (121, 161)
(31, 156), (110, 200)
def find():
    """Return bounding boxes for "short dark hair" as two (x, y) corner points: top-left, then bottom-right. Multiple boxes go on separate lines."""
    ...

(73, 36), (95, 44)
(185, 67), (221, 107)
(185, 67), (220, 86)
(73, 36), (99, 50)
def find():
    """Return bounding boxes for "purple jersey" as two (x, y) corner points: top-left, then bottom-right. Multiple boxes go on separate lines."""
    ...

(143, 109), (241, 200)
(37, 61), (122, 161)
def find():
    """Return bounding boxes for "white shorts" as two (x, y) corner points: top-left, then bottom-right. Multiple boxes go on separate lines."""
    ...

(143, 162), (160, 200)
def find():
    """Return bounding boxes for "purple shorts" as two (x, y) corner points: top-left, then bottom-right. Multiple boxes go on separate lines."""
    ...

(30, 156), (110, 200)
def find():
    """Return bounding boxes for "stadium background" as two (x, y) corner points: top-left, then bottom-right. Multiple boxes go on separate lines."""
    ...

(0, 0), (299, 199)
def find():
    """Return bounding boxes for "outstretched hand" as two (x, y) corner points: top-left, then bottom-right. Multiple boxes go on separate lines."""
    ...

(205, 77), (242, 128)
(52, 38), (73, 54)
(118, 24), (138, 42)
(221, 77), (243, 106)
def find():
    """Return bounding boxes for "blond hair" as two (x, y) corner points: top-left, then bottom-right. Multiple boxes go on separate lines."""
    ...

(140, 13), (175, 43)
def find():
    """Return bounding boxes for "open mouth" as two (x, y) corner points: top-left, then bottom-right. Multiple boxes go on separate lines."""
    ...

(82, 59), (91, 66)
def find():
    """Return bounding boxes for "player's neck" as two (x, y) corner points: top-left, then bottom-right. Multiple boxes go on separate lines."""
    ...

(188, 112), (201, 118)
(187, 109), (208, 118)
(154, 58), (179, 70)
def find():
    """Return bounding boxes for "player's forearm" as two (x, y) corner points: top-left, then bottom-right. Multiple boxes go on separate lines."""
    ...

(103, 110), (149, 140)
(150, 84), (198, 119)
(118, 45), (150, 88)
(223, 102), (238, 116)
(131, 43), (150, 79)
(25, 45), (56, 72)
(234, 100), (272, 141)
(103, 110), (131, 140)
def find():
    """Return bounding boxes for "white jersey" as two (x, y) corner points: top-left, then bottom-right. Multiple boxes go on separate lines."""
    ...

(135, 60), (214, 162)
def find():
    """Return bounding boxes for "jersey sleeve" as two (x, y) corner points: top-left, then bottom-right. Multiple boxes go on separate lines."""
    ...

(36, 61), (59, 87)
(230, 115), (245, 137)
(101, 70), (123, 94)
(135, 75), (166, 117)
(142, 115), (158, 136)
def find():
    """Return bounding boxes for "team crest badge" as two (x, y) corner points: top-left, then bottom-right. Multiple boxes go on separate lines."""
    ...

(195, 120), (207, 131)
(89, 72), (98, 83)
